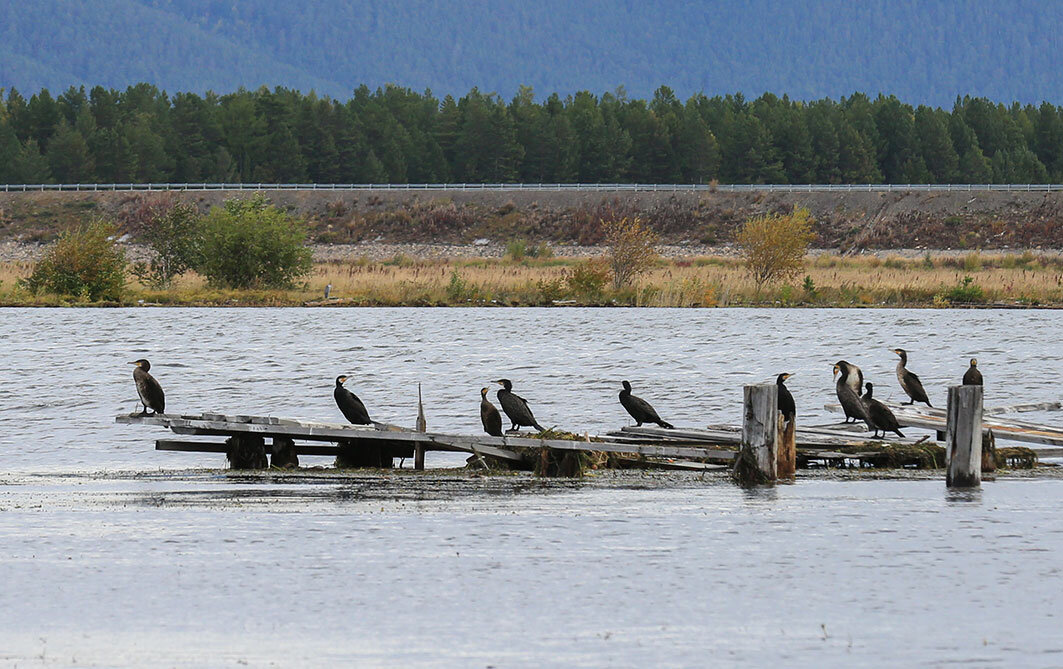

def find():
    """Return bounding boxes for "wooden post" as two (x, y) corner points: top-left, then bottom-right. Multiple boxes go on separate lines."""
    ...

(981, 428), (997, 474)
(732, 384), (778, 485)
(414, 383), (426, 470)
(946, 385), (983, 488)
(777, 413), (796, 479)
(270, 436), (299, 469)
(226, 434), (268, 469)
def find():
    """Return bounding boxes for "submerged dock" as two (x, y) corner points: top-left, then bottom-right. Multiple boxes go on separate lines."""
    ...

(116, 403), (1058, 475)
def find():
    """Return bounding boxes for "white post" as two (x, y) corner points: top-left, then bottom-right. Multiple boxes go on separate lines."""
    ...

(946, 385), (983, 488)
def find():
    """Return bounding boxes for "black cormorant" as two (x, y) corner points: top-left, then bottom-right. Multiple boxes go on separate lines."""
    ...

(495, 379), (544, 432)
(862, 382), (905, 439)
(334, 375), (372, 425)
(776, 373), (796, 424)
(890, 348), (932, 407)
(963, 358), (983, 386)
(480, 387), (503, 437)
(833, 361), (867, 423)
(129, 359), (165, 415)
(619, 380), (674, 429)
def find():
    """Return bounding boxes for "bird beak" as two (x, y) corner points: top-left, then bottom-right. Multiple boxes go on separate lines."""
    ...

(786, 373), (794, 379)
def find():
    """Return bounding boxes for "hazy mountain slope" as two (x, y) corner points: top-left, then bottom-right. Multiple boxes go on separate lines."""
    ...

(1, 0), (1061, 105)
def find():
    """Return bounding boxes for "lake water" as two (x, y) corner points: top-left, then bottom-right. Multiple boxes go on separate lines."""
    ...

(2, 307), (1063, 666)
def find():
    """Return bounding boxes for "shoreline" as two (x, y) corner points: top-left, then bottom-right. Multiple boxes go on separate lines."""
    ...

(4, 249), (1063, 308)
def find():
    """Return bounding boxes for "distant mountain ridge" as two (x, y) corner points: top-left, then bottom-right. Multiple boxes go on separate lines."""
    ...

(1, 0), (1062, 106)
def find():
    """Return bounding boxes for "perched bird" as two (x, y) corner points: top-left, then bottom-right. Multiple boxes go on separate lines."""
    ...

(334, 375), (372, 425)
(834, 361), (867, 424)
(890, 348), (932, 407)
(480, 387), (503, 437)
(129, 359), (165, 415)
(963, 358), (983, 386)
(838, 360), (864, 396)
(776, 373), (796, 424)
(495, 379), (545, 432)
(618, 380), (674, 429)
(324, 283), (332, 300)
(862, 382), (905, 439)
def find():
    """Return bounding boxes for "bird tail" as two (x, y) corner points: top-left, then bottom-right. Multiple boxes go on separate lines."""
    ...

(926, 401), (933, 408)
(657, 420), (674, 429)
(894, 429), (905, 438)
(533, 423), (545, 432)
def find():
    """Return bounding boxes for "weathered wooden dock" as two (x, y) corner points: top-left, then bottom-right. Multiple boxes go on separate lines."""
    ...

(116, 393), (1063, 478)
(115, 412), (740, 471)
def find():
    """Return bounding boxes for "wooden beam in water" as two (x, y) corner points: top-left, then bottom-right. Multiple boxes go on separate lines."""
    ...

(122, 413), (738, 465)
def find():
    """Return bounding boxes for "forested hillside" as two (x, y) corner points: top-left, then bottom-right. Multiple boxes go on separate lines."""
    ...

(1, 1), (1062, 106)
(1, 84), (1062, 185)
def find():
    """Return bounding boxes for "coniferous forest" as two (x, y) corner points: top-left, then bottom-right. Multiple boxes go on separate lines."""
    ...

(2, 84), (1063, 185)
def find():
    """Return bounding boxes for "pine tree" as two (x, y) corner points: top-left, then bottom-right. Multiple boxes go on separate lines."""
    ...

(46, 120), (95, 182)
(12, 139), (52, 183)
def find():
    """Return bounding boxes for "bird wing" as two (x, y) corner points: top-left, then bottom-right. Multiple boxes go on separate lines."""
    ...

(907, 371), (929, 400)
(630, 395), (661, 420)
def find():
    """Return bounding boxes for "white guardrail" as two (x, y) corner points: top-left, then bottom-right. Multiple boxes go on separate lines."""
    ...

(0, 183), (1061, 192)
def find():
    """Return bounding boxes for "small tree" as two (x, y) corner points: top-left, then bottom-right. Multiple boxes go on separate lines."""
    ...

(198, 195), (313, 289)
(133, 203), (203, 288)
(604, 217), (659, 290)
(24, 220), (127, 300)
(736, 207), (815, 292)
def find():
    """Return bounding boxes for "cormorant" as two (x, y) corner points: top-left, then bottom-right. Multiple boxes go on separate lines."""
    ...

(324, 283), (332, 300)
(334, 375), (372, 425)
(480, 387), (503, 437)
(890, 348), (932, 407)
(129, 359), (165, 415)
(776, 373), (796, 424)
(834, 361), (867, 424)
(862, 382), (905, 439)
(619, 380), (674, 429)
(495, 379), (544, 432)
(963, 358), (983, 386)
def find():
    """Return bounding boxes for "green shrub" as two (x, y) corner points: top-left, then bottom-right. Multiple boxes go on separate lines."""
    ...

(506, 238), (528, 260)
(565, 259), (610, 297)
(536, 278), (568, 303)
(24, 220), (127, 300)
(132, 203), (203, 288)
(445, 270), (476, 301)
(939, 275), (987, 304)
(802, 275), (817, 297)
(197, 196), (313, 289)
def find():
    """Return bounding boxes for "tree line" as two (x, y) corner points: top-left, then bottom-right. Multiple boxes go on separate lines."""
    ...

(1, 83), (1062, 185)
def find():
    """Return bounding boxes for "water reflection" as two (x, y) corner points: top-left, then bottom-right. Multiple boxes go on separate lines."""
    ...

(945, 487), (984, 504)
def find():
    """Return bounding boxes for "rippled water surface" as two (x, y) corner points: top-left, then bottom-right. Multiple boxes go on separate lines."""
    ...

(2, 307), (1063, 666)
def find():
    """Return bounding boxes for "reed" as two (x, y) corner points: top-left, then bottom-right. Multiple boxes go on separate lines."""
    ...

(4, 252), (1063, 307)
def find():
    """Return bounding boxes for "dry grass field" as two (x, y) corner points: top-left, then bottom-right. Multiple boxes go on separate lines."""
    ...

(4, 251), (1063, 307)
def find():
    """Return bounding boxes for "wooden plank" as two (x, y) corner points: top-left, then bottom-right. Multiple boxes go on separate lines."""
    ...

(641, 460), (730, 471)
(825, 402), (1063, 448)
(984, 401), (1062, 416)
(119, 413), (735, 462)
